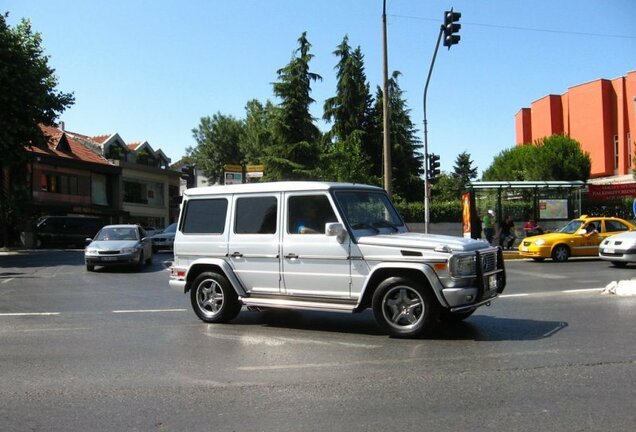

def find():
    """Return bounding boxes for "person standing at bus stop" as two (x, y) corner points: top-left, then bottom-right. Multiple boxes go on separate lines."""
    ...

(482, 209), (495, 245)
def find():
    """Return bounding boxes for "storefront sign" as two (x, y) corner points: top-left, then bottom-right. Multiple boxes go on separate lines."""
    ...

(588, 183), (636, 200)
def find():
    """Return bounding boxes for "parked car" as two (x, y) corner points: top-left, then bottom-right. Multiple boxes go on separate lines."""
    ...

(599, 230), (636, 267)
(150, 223), (176, 252)
(143, 226), (161, 236)
(518, 215), (636, 262)
(169, 181), (506, 338)
(85, 224), (152, 271)
(35, 216), (104, 248)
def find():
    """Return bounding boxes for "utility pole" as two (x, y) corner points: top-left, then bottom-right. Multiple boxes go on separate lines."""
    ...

(382, 0), (391, 197)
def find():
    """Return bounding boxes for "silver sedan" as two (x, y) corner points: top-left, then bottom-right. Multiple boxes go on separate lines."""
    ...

(85, 224), (153, 271)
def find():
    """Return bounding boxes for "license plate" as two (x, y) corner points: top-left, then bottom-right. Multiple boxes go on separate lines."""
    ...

(101, 256), (117, 261)
(604, 248), (614, 254)
(488, 275), (498, 289)
(520, 246), (528, 252)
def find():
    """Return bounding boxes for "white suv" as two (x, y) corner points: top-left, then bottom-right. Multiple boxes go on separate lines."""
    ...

(170, 182), (505, 338)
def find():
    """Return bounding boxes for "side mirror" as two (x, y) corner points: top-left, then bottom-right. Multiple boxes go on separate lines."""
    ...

(85, 238), (93, 245)
(325, 222), (348, 244)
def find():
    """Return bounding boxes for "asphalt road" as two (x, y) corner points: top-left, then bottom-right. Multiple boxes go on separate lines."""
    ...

(1, 251), (635, 431)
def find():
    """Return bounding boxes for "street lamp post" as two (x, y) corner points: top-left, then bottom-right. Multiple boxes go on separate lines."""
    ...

(382, 0), (391, 197)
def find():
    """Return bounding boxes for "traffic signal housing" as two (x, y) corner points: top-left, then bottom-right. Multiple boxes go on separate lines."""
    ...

(181, 164), (195, 189)
(427, 153), (441, 182)
(443, 8), (461, 49)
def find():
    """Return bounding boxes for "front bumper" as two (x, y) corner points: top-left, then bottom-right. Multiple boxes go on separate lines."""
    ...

(518, 244), (550, 258)
(444, 248), (506, 312)
(85, 252), (141, 266)
(599, 246), (636, 263)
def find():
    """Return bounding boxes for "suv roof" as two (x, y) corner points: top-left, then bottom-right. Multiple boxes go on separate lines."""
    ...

(183, 181), (383, 197)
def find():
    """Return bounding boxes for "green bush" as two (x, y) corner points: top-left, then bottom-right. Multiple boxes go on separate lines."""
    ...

(395, 200), (462, 223)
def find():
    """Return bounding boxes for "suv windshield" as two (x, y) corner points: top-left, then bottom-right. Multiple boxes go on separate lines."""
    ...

(334, 190), (403, 232)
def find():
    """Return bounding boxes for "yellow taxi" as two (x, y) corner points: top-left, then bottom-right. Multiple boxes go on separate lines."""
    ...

(518, 215), (636, 262)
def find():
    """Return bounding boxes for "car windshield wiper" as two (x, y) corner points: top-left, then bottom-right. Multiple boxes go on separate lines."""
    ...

(351, 222), (380, 233)
(371, 220), (399, 232)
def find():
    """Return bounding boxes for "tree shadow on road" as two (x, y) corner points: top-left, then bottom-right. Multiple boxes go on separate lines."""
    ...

(435, 315), (568, 341)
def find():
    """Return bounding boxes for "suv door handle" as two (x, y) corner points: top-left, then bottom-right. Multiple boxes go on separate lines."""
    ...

(230, 252), (243, 258)
(284, 253), (298, 260)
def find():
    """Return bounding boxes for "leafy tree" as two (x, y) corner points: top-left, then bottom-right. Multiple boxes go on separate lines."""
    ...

(430, 173), (461, 202)
(240, 99), (276, 165)
(483, 134), (591, 181)
(0, 13), (74, 246)
(264, 32), (322, 180)
(189, 113), (245, 184)
(320, 131), (374, 184)
(371, 71), (424, 201)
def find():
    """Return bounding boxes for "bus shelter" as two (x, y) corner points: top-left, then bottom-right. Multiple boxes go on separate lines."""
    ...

(461, 180), (586, 239)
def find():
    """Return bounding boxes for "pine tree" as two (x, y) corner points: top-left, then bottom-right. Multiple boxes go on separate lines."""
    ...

(322, 36), (375, 183)
(265, 32), (322, 180)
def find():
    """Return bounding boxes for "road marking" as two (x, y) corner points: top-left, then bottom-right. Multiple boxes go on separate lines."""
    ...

(203, 332), (381, 349)
(500, 288), (604, 298)
(0, 312), (60, 317)
(562, 288), (602, 293)
(112, 308), (188, 314)
(1, 278), (14, 284)
(505, 269), (567, 279)
(0, 327), (91, 333)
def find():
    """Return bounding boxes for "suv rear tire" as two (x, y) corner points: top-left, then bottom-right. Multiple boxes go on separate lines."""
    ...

(372, 276), (440, 338)
(190, 271), (241, 323)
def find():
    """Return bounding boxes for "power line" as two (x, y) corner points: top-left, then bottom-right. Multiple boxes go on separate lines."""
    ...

(389, 14), (636, 40)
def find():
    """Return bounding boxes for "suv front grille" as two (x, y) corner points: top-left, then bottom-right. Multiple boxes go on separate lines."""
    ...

(480, 250), (497, 273)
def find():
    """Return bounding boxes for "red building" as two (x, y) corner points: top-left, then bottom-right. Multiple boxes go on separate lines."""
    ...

(516, 71), (636, 179)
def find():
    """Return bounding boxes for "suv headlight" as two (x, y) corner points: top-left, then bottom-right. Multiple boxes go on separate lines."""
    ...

(85, 248), (98, 256)
(121, 247), (139, 254)
(449, 254), (476, 278)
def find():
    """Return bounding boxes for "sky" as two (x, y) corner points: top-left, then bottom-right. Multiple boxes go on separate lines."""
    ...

(5, 0), (636, 176)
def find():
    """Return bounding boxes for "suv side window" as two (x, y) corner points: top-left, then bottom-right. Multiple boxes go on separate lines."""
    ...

(182, 199), (228, 234)
(235, 196), (277, 234)
(288, 194), (337, 234)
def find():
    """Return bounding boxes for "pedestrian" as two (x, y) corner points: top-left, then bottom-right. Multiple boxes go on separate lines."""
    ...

(499, 214), (516, 249)
(523, 218), (543, 236)
(482, 209), (495, 245)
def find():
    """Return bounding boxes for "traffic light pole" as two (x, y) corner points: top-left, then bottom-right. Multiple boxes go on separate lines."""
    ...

(423, 25), (444, 234)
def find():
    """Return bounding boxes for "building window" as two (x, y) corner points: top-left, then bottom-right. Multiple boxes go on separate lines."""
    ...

(40, 172), (80, 195)
(124, 181), (147, 204)
(628, 133), (632, 168)
(614, 135), (619, 172)
(123, 180), (164, 206)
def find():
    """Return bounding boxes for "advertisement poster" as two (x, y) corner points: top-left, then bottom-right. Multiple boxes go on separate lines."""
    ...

(462, 192), (471, 238)
(539, 199), (568, 219)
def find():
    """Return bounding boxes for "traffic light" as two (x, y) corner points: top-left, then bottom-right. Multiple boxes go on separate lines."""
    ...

(180, 165), (195, 189)
(427, 153), (441, 182)
(443, 8), (461, 49)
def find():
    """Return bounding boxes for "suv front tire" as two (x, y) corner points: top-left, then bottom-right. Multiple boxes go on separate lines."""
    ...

(372, 276), (440, 338)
